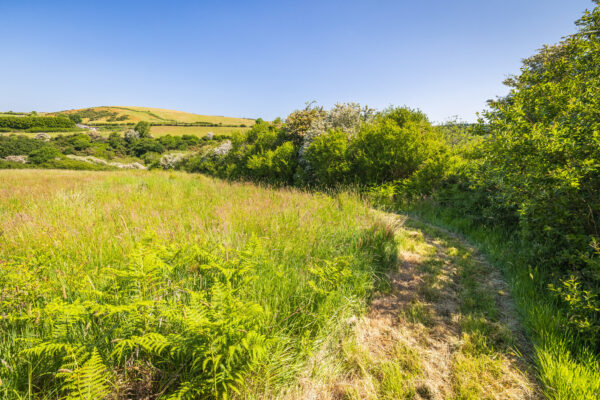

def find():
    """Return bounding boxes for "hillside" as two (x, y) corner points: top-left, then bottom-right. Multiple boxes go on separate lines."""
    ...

(49, 106), (255, 126)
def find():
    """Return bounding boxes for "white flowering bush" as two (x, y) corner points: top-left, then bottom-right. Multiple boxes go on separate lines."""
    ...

(124, 129), (140, 142)
(298, 102), (375, 162)
(159, 153), (185, 169)
(213, 140), (233, 156)
(3, 155), (28, 164)
(65, 155), (147, 170)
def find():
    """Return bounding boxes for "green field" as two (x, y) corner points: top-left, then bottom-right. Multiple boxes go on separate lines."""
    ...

(149, 125), (250, 137)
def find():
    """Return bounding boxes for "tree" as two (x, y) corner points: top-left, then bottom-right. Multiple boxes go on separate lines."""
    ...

(68, 114), (83, 124)
(131, 138), (164, 157)
(135, 121), (151, 138)
(476, 3), (600, 347)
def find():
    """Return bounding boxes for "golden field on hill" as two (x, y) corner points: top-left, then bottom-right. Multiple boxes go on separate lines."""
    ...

(49, 106), (255, 126)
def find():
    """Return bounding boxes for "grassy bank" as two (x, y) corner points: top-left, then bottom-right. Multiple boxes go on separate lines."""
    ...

(406, 201), (600, 399)
(0, 170), (396, 399)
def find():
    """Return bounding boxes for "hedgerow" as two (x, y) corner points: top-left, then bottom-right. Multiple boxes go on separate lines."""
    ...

(0, 115), (76, 130)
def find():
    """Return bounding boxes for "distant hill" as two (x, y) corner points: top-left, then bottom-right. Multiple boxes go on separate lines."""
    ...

(48, 106), (255, 126)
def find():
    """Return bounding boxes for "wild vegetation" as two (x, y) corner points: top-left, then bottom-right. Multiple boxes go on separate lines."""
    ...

(0, 123), (233, 170)
(2, 3), (600, 399)
(0, 170), (397, 399)
(153, 4), (599, 397)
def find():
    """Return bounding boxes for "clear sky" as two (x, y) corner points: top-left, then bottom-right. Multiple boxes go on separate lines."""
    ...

(0, 0), (594, 122)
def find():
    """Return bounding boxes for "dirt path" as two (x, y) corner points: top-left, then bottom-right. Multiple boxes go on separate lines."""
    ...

(287, 214), (541, 399)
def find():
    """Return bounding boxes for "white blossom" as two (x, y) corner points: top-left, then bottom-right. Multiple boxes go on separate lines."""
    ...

(124, 129), (140, 141)
(3, 155), (28, 164)
(159, 153), (185, 169)
(299, 102), (375, 158)
(213, 140), (233, 156)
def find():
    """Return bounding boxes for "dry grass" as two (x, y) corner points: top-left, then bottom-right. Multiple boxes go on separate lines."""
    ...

(49, 106), (255, 126)
(285, 215), (541, 400)
(122, 106), (255, 125)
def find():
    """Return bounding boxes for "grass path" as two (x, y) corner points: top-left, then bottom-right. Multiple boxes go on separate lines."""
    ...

(290, 213), (541, 399)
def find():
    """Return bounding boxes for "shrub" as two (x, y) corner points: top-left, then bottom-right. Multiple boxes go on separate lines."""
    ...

(107, 132), (126, 152)
(28, 146), (62, 164)
(348, 110), (440, 184)
(0, 135), (46, 157)
(68, 113), (83, 124)
(0, 115), (75, 130)
(246, 142), (297, 184)
(142, 151), (162, 166)
(304, 130), (350, 186)
(43, 158), (114, 170)
(51, 134), (93, 152)
(131, 138), (165, 157)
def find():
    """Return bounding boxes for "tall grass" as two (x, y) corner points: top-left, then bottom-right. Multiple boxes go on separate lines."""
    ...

(0, 170), (396, 399)
(407, 201), (600, 399)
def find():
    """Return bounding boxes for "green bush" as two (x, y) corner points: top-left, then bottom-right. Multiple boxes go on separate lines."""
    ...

(24, 127), (82, 133)
(0, 135), (46, 157)
(304, 130), (350, 186)
(246, 141), (297, 184)
(51, 133), (95, 152)
(131, 138), (165, 157)
(348, 110), (441, 184)
(67, 114), (82, 124)
(28, 146), (62, 164)
(0, 159), (34, 169)
(107, 132), (127, 153)
(142, 151), (161, 166)
(478, 7), (600, 271)
(0, 115), (75, 130)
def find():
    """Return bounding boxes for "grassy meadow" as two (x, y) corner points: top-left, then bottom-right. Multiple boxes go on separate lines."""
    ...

(149, 125), (250, 138)
(0, 170), (397, 399)
(0, 169), (546, 399)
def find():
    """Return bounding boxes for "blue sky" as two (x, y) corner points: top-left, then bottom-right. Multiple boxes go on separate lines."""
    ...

(0, 0), (593, 122)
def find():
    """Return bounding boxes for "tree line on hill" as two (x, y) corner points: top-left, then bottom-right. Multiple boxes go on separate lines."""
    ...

(0, 115), (77, 132)
(0, 120), (230, 170)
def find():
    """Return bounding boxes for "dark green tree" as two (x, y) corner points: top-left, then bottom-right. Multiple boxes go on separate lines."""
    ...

(134, 121), (151, 138)
(476, 2), (600, 346)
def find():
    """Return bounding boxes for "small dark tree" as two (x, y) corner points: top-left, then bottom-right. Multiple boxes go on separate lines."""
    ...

(135, 121), (151, 138)
(68, 114), (83, 124)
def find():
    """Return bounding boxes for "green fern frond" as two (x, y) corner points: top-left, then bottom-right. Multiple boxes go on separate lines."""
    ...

(61, 348), (111, 400)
